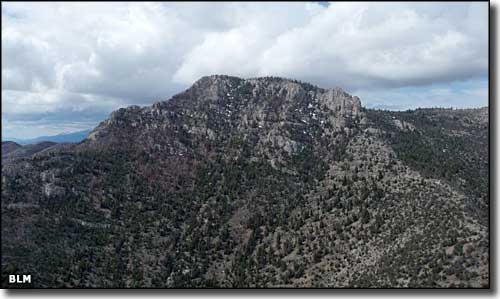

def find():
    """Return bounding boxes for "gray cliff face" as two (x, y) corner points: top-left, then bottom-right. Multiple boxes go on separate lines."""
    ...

(84, 75), (364, 153)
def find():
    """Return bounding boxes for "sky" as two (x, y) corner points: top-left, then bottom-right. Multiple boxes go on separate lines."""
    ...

(1, 2), (489, 139)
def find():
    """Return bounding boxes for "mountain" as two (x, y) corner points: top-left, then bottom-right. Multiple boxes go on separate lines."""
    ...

(1, 75), (489, 288)
(1, 141), (58, 160)
(2, 141), (22, 156)
(3, 129), (91, 145)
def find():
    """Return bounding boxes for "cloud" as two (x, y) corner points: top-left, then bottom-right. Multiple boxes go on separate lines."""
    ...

(255, 2), (488, 90)
(1, 2), (488, 138)
(359, 79), (488, 110)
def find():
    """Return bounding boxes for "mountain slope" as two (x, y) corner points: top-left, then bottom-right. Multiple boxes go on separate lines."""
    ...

(2, 141), (22, 156)
(366, 108), (489, 224)
(2, 141), (58, 160)
(1, 75), (489, 288)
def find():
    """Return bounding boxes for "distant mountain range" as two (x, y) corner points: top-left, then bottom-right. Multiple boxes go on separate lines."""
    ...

(3, 129), (91, 145)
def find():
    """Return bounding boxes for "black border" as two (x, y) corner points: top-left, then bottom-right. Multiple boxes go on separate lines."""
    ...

(0, 0), (494, 292)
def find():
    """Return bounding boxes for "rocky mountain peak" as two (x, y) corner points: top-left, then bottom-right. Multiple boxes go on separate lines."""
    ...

(85, 75), (365, 147)
(189, 75), (361, 112)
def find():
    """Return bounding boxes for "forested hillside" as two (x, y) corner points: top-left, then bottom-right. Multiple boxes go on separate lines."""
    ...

(1, 76), (489, 288)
